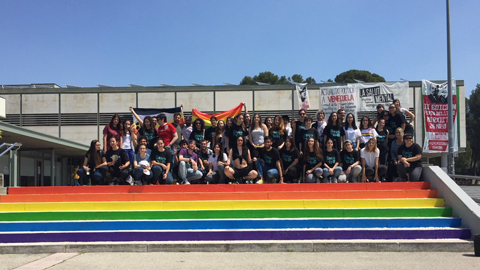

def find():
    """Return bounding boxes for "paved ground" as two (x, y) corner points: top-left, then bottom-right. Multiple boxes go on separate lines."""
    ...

(1, 252), (479, 270)
(461, 185), (480, 203)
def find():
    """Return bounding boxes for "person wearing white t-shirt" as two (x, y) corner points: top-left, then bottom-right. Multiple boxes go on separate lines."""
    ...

(359, 116), (378, 149)
(360, 138), (387, 182)
(205, 143), (228, 184)
(343, 113), (361, 150)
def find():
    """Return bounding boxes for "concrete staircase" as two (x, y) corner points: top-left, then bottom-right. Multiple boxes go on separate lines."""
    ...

(0, 182), (471, 244)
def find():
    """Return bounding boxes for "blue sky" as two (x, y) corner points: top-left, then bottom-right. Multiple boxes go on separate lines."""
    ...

(0, 0), (478, 97)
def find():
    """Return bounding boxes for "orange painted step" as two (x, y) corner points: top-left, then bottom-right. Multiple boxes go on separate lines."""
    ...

(0, 189), (438, 203)
(7, 182), (431, 195)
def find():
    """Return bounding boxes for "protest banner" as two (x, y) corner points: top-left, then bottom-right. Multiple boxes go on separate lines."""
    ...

(296, 83), (310, 110)
(132, 107), (183, 129)
(192, 103), (244, 127)
(422, 79), (458, 152)
(351, 82), (409, 111)
(319, 85), (357, 119)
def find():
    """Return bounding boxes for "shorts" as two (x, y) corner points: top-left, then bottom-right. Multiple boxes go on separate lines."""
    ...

(233, 166), (251, 178)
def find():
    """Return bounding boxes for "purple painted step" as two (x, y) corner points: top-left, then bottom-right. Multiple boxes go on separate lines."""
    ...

(0, 229), (471, 243)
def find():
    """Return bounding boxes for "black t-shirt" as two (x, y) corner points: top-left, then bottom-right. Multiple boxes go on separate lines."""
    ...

(300, 128), (319, 148)
(189, 129), (204, 148)
(260, 147), (281, 168)
(198, 149), (212, 162)
(85, 151), (106, 169)
(280, 147), (300, 169)
(340, 149), (360, 171)
(105, 148), (129, 169)
(376, 129), (389, 151)
(397, 143), (423, 168)
(139, 127), (158, 149)
(227, 123), (248, 149)
(150, 148), (172, 165)
(294, 120), (306, 144)
(323, 125), (345, 150)
(305, 151), (323, 171)
(324, 149), (340, 168)
(269, 128), (287, 149)
(388, 114), (405, 133)
(205, 126), (216, 144)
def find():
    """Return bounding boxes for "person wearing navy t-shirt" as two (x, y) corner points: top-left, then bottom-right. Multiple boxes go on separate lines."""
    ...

(397, 134), (423, 182)
(323, 112), (345, 151)
(322, 138), (342, 183)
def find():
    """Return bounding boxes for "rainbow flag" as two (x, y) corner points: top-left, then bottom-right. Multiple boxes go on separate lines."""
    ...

(192, 103), (244, 127)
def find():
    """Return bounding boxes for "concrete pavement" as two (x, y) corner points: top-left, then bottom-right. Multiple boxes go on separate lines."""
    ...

(2, 252), (479, 270)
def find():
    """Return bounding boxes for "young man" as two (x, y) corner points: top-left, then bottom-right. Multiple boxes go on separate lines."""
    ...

(157, 113), (178, 149)
(105, 137), (130, 185)
(171, 112), (183, 149)
(312, 110), (327, 147)
(397, 134), (423, 182)
(205, 116), (217, 147)
(178, 140), (204, 184)
(256, 136), (283, 184)
(197, 139), (213, 170)
(292, 109), (307, 150)
(282, 115), (292, 137)
(182, 116), (193, 143)
(337, 108), (346, 127)
(299, 116), (319, 152)
(134, 135), (151, 155)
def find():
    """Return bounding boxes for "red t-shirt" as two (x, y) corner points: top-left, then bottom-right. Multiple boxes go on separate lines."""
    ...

(157, 123), (177, 146)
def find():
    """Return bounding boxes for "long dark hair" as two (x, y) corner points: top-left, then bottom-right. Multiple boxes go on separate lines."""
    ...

(270, 115), (285, 135)
(303, 137), (323, 162)
(212, 142), (226, 162)
(327, 112), (340, 128)
(109, 114), (122, 132)
(143, 116), (155, 134)
(284, 137), (296, 152)
(360, 116), (373, 129)
(193, 118), (205, 131)
(87, 140), (102, 166)
(344, 113), (358, 129)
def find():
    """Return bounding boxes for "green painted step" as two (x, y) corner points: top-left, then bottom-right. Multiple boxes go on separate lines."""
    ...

(0, 208), (453, 222)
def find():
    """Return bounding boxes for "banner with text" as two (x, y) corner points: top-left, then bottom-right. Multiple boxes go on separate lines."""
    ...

(422, 79), (458, 153)
(350, 82), (409, 111)
(296, 83), (310, 110)
(319, 85), (357, 119)
(132, 107), (184, 130)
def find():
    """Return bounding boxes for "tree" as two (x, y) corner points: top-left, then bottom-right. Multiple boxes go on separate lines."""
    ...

(253, 71), (279, 85)
(239, 76), (256, 85)
(305, 77), (316, 84)
(291, 74), (303, 83)
(466, 84), (480, 175)
(334, 69), (386, 83)
(240, 71), (317, 85)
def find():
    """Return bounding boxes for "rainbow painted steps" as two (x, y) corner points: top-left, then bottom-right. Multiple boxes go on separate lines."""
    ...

(0, 182), (471, 243)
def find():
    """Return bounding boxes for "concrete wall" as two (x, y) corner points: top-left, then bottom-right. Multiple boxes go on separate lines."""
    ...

(424, 166), (480, 237)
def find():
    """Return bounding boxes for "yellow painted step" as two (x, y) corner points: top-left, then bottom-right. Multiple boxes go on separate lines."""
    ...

(0, 198), (445, 212)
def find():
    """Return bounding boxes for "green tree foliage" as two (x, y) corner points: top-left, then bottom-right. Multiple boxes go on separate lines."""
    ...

(240, 71), (317, 85)
(334, 69), (386, 83)
(466, 84), (480, 175)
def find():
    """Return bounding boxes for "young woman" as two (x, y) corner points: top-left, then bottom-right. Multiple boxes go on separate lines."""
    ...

(269, 115), (287, 150)
(189, 118), (205, 149)
(264, 117), (273, 131)
(150, 138), (174, 185)
(343, 113), (361, 150)
(303, 137), (323, 183)
(280, 137), (300, 183)
(133, 144), (153, 185)
(372, 104), (385, 126)
(339, 140), (362, 183)
(360, 138), (387, 183)
(205, 143), (228, 184)
(249, 113), (269, 157)
(122, 119), (136, 169)
(213, 120), (226, 150)
(359, 116), (378, 149)
(105, 137), (130, 185)
(77, 140), (107, 185)
(389, 127), (405, 182)
(205, 116), (217, 147)
(227, 114), (248, 151)
(103, 114), (122, 152)
(130, 108), (158, 150)
(323, 112), (345, 151)
(322, 138), (343, 183)
(393, 99), (415, 128)
(375, 118), (389, 166)
(224, 136), (258, 183)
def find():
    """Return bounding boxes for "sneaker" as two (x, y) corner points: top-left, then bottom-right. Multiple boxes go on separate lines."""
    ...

(183, 179), (190, 185)
(256, 179), (263, 184)
(126, 177), (134, 186)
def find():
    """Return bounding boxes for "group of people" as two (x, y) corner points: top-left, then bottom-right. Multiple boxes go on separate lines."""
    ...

(76, 100), (423, 186)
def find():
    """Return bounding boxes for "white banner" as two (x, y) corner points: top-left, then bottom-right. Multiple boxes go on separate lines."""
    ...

(350, 82), (409, 111)
(296, 83), (310, 110)
(422, 79), (458, 153)
(319, 86), (357, 119)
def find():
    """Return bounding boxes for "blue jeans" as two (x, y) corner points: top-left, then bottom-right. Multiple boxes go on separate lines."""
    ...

(178, 161), (203, 183)
(152, 165), (174, 185)
(305, 168), (323, 183)
(124, 149), (135, 169)
(322, 167), (343, 183)
(77, 167), (104, 185)
(133, 167), (153, 184)
(256, 159), (279, 183)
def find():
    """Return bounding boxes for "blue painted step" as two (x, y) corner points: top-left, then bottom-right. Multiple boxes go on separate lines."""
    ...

(0, 218), (462, 232)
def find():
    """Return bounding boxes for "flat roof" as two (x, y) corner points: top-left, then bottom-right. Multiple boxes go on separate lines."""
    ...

(0, 121), (88, 156)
